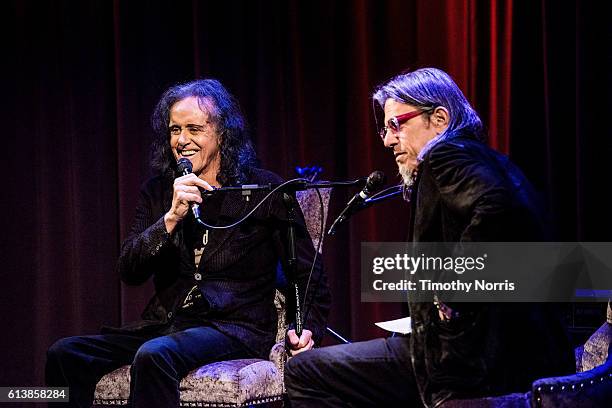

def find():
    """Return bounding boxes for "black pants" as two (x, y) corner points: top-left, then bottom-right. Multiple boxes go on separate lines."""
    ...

(45, 326), (252, 408)
(284, 336), (423, 407)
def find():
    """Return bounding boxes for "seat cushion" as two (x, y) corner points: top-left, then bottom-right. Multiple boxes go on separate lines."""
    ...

(94, 365), (131, 405)
(94, 359), (283, 407)
(180, 359), (283, 406)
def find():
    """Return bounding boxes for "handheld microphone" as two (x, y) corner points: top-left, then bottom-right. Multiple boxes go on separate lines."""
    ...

(327, 170), (386, 235)
(176, 158), (202, 220)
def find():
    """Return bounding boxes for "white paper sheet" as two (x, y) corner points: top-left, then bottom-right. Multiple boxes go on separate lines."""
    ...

(374, 317), (412, 334)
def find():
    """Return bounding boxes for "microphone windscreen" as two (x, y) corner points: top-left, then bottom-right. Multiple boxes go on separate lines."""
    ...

(364, 170), (386, 195)
(177, 158), (193, 175)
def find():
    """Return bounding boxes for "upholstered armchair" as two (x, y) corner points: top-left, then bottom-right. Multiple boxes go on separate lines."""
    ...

(441, 301), (612, 408)
(93, 188), (331, 407)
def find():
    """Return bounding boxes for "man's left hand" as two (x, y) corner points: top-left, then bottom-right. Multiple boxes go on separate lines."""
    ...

(286, 329), (315, 356)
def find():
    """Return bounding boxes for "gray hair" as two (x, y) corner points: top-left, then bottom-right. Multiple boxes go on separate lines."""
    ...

(372, 67), (484, 139)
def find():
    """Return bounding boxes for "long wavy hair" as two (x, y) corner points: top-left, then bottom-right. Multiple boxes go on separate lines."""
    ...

(150, 79), (257, 185)
(372, 67), (484, 140)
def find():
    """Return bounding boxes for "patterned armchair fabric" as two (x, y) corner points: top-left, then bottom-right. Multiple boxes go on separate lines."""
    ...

(441, 301), (612, 408)
(93, 294), (287, 408)
(93, 188), (331, 408)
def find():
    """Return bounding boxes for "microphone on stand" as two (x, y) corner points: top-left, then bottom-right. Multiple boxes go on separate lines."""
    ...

(176, 158), (202, 220)
(327, 170), (386, 235)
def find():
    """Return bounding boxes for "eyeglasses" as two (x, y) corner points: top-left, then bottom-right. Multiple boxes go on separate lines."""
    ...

(378, 109), (429, 139)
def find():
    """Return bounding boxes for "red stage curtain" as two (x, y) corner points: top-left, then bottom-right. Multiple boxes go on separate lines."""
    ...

(3, 0), (609, 388)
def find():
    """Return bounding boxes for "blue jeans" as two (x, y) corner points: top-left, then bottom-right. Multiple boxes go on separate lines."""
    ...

(285, 337), (421, 407)
(46, 326), (253, 408)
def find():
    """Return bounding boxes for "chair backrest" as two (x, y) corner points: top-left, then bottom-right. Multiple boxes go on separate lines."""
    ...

(533, 302), (612, 407)
(296, 187), (332, 253)
(274, 187), (332, 343)
(580, 301), (612, 372)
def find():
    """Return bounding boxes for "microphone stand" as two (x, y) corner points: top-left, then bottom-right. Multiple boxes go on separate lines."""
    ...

(195, 178), (363, 340)
(360, 184), (404, 207)
(277, 182), (403, 344)
(193, 177), (400, 344)
(199, 179), (365, 197)
(327, 184), (404, 235)
(282, 193), (303, 338)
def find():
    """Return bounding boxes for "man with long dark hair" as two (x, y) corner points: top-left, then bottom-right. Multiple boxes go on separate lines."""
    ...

(46, 79), (330, 407)
(285, 68), (574, 407)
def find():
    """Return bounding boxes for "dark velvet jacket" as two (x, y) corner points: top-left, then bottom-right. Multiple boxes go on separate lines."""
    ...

(110, 167), (331, 359)
(407, 132), (575, 407)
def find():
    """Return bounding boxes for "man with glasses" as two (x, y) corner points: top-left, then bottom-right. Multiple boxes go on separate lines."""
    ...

(284, 67), (574, 407)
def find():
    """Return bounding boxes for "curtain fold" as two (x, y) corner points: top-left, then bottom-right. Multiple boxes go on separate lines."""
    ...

(2, 0), (609, 388)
